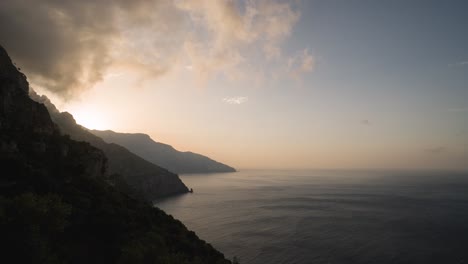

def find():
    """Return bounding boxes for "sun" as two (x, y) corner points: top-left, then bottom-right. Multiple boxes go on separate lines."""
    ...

(70, 108), (111, 131)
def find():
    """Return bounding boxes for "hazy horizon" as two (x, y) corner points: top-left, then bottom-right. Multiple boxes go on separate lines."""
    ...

(1, 0), (466, 171)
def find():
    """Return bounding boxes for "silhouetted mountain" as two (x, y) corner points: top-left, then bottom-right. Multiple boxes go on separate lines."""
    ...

(29, 91), (188, 200)
(0, 45), (231, 263)
(91, 130), (236, 174)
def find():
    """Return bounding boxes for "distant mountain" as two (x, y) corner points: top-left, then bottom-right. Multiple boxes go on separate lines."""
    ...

(91, 130), (236, 174)
(0, 45), (231, 263)
(29, 91), (188, 200)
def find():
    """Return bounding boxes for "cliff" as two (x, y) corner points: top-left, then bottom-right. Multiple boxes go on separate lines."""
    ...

(29, 91), (189, 200)
(0, 45), (231, 264)
(0, 46), (107, 180)
(91, 130), (236, 174)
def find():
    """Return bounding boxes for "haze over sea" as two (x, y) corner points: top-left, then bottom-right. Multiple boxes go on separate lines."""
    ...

(156, 170), (468, 264)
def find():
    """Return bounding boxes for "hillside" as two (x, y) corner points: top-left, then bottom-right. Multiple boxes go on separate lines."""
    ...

(29, 91), (188, 200)
(91, 130), (236, 174)
(0, 45), (231, 264)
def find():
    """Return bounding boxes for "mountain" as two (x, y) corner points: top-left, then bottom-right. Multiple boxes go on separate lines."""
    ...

(91, 130), (236, 174)
(29, 91), (188, 200)
(0, 45), (231, 263)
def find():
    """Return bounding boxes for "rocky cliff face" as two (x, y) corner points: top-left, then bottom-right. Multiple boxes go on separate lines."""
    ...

(29, 91), (189, 200)
(0, 46), (107, 180)
(92, 130), (236, 174)
(0, 48), (55, 135)
(0, 45), (231, 264)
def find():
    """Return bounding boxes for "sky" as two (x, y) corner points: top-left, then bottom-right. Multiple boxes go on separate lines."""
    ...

(1, 0), (467, 170)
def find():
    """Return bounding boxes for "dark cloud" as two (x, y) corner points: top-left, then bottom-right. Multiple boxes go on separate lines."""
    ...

(0, 0), (180, 98)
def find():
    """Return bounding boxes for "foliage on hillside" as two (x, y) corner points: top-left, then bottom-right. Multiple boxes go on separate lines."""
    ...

(0, 44), (231, 264)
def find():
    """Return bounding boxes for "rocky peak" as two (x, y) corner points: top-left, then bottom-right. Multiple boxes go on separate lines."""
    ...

(0, 46), (57, 135)
(0, 44), (107, 179)
(0, 46), (28, 94)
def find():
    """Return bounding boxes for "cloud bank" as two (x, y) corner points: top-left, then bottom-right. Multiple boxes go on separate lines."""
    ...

(0, 0), (177, 97)
(0, 0), (307, 98)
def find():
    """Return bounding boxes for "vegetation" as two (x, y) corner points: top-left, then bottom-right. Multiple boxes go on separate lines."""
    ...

(0, 44), (231, 264)
(0, 147), (231, 264)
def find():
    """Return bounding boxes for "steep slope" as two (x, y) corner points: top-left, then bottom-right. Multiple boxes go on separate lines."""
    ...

(0, 45), (231, 264)
(29, 91), (188, 200)
(92, 130), (236, 174)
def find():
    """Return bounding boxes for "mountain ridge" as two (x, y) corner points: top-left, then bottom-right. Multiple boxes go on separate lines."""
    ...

(0, 44), (231, 263)
(92, 129), (236, 174)
(29, 90), (189, 200)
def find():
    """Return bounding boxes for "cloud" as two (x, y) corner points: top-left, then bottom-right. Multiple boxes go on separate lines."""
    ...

(361, 119), (372, 125)
(424, 147), (446, 154)
(288, 48), (314, 79)
(0, 0), (302, 98)
(223, 96), (248, 105)
(0, 0), (185, 98)
(178, 0), (301, 83)
(449, 61), (468, 67)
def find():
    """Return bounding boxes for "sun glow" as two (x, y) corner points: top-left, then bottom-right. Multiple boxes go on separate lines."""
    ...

(70, 108), (111, 130)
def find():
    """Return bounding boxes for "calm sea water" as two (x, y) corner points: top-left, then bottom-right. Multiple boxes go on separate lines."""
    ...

(155, 170), (468, 264)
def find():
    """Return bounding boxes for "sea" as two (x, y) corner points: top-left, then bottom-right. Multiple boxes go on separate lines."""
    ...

(155, 170), (468, 264)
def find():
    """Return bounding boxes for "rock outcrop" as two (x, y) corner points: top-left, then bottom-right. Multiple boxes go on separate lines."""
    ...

(91, 130), (236, 174)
